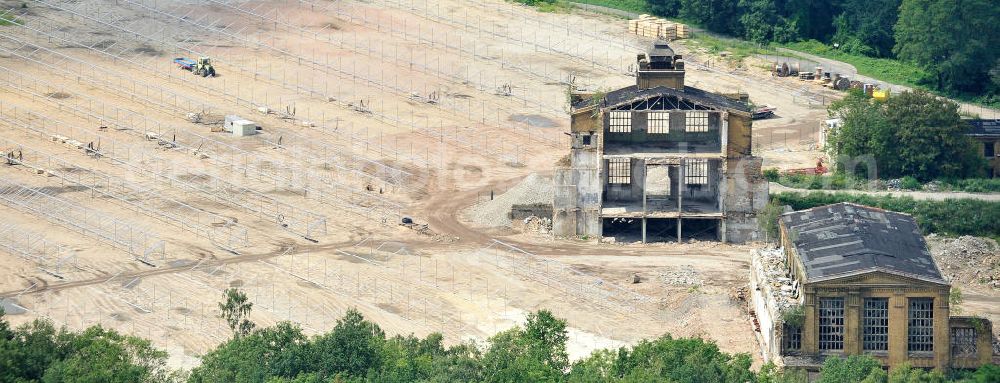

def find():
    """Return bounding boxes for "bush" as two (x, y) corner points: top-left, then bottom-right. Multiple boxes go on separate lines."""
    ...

(763, 168), (780, 182)
(900, 176), (921, 190)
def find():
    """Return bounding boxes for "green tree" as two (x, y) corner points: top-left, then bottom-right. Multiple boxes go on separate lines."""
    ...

(648, 0), (681, 17)
(481, 310), (568, 383)
(738, 0), (799, 44)
(309, 308), (385, 379)
(606, 334), (755, 382)
(219, 288), (256, 338)
(828, 89), (984, 180)
(788, 0), (841, 41)
(678, 0), (743, 36)
(887, 363), (947, 382)
(832, 0), (900, 57)
(41, 326), (177, 383)
(894, 0), (1000, 95)
(190, 322), (308, 383)
(816, 355), (885, 383)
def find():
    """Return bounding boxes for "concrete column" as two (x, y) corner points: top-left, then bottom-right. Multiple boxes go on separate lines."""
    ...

(933, 292), (950, 370)
(888, 291), (908, 367)
(846, 291), (861, 355)
(677, 159), (684, 242)
(642, 218), (647, 243)
(802, 290), (818, 354)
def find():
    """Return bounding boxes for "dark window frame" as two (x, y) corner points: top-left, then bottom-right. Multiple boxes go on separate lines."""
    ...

(608, 158), (631, 185)
(863, 298), (889, 352)
(907, 298), (934, 353)
(819, 297), (845, 351)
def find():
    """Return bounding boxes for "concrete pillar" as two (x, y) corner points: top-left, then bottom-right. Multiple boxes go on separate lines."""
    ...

(845, 291), (861, 355)
(642, 218), (647, 243)
(888, 291), (908, 367)
(802, 290), (817, 354)
(933, 292), (950, 370)
(677, 160), (684, 242)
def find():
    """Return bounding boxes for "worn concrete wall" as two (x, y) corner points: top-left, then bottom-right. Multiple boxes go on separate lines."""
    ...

(511, 203), (553, 220)
(552, 145), (602, 237)
(727, 112), (753, 157)
(571, 108), (601, 133)
(723, 156), (767, 243)
(637, 70), (685, 90)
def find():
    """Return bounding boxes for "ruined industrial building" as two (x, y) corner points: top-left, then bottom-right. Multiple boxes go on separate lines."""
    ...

(751, 203), (996, 371)
(554, 41), (768, 243)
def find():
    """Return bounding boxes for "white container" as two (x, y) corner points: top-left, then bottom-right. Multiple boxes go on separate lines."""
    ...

(232, 120), (257, 137)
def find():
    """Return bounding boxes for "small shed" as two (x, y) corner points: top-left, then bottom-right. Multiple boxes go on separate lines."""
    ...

(223, 115), (257, 137)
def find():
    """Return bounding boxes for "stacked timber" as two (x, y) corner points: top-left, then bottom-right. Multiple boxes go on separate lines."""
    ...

(628, 15), (689, 40)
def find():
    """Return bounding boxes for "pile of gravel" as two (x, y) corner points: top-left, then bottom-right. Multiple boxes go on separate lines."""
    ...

(465, 174), (553, 228)
(929, 235), (1000, 288)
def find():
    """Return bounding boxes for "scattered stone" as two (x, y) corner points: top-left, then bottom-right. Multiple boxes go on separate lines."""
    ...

(927, 235), (999, 288)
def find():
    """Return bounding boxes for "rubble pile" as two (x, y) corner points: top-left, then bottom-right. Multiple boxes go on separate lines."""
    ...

(465, 173), (553, 228)
(518, 216), (552, 234)
(659, 265), (703, 286)
(752, 248), (800, 313)
(928, 235), (1000, 288)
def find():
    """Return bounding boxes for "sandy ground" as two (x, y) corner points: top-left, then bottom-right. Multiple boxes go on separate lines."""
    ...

(0, 0), (994, 371)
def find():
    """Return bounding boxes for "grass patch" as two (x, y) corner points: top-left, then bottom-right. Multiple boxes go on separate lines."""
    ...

(771, 191), (1000, 240)
(568, 0), (649, 14)
(513, 0), (573, 13)
(0, 11), (22, 26)
(681, 33), (769, 64)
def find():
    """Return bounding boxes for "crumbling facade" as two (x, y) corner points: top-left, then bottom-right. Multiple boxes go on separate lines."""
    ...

(750, 203), (996, 371)
(554, 41), (767, 243)
(966, 119), (999, 178)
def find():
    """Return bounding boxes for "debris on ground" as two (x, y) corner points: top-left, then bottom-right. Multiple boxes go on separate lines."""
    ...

(659, 265), (703, 286)
(927, 234), (1000, 288)
(465, 173), (553, 228)
(517, 215), (552, 234)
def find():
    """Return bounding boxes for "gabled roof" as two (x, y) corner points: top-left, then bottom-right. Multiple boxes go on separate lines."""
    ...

(573, 85), (749, 112)
(966, 119), (1000, 137)
(781, 203), (946, 285)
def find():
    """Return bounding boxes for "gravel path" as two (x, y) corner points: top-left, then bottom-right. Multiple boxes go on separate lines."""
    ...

(770, 182), (1000, 202)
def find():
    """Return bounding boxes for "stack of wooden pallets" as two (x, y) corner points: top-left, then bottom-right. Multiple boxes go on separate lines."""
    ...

(628, 15), (689, 40)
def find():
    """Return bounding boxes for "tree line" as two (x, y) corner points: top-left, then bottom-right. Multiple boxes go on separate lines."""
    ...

(1, 288), (998, 382)
(645, 0), (999, 100)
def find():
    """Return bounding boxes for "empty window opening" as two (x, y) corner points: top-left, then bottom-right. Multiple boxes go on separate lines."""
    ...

(908, 298), (934, 353)
(582, 134), (593, 146)
(648, 112), (670, 134)
(608, 158), (631, 184)
(684, 159), (709, 185)
(863, 298), (889, 352)
(783, 323), (802, 353)
(951, 327), (977, 358)
(685, 111), (709, 132)
(985, 142), (995, 157)
(610, 111), (632, 133)
(819, 297), (845, 351)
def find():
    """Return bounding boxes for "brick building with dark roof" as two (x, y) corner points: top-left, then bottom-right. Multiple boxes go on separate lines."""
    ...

(749, 203), (996, 371)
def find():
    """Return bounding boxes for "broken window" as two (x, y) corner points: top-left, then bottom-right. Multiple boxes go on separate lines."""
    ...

(908, 298), (934, 353)
(684, 159), (708, 185)
(863, 298), (889, 352)
(951, 327), (977, 358)
(609, 111), (632, 133)
(818, 297), (845, 351)
(648, 112), (670, 134)
(783, 323), (802, 353)
(685, 111), (709, 132)
(608, 158), (631, 184)
(985, 142), (995, 158)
